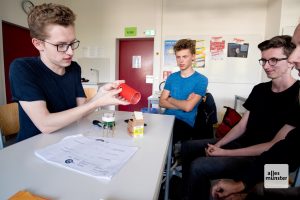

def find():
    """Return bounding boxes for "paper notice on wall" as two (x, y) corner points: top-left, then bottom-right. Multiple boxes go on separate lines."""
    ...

(227, 38), (249, 58)
(146, 75), (153, 83)
(132, 56), (141, 68)
(210, 36), (225, 60)
(194, 39), (206, 68)
(164, 40), (177, 67)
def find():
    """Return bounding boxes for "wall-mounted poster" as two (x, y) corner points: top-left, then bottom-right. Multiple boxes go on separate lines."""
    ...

(164, 40), (177, 67)
(210, 36), (225, 60)
(227, 43), (249, 58)
(194, 40), (206, 68)
(227, 38), (249, 58)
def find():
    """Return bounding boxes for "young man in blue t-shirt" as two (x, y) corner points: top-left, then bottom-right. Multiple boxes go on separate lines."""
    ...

(159, 39), (208, 143)
(9, 3), (129, 142)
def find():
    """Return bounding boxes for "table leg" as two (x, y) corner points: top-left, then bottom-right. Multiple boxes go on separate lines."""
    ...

(164, 134), (173, 200)
(148, 100), (151, 112)
(0, 130), (4, 150)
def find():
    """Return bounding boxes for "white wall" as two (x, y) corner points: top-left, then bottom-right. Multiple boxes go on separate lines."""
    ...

(162, 0), (267, 119)
(261, 0), (282, 82)
(280, 0), (300, 31)
(280, 0), (300, 81)
(72, 0), (269, 120)
(264, 0), (282, 40)
(261, 0), (300, 82)
(65, 0), (157, 84)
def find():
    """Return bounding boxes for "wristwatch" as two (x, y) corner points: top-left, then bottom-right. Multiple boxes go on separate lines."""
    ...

(21, 0), (34, 14)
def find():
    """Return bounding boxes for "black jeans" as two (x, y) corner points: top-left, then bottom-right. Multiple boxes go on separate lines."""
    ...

(246, 182), (300, 200)
(181, 139), (256, 200)
(172, 118), (195, 144)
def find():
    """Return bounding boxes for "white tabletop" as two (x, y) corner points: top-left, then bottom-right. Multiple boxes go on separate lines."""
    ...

(0, 111), (174, 200)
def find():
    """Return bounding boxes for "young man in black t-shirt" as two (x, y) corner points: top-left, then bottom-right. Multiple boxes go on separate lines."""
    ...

(211, 23), (300, 200)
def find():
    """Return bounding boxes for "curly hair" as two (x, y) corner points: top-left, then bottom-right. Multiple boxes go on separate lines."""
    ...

(27, 3), (76, 40)
(173, 39), (196, 55)
(258, 35), (296, 57)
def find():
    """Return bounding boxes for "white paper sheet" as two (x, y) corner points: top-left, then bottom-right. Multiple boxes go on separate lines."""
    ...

(35, 134), (138, 181)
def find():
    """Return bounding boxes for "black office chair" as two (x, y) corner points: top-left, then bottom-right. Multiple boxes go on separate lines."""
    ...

(159, 81), (166, 91)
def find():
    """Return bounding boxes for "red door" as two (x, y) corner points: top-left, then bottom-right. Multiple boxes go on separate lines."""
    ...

(2, 21), (39, 103)
(118, 39), (154, 112)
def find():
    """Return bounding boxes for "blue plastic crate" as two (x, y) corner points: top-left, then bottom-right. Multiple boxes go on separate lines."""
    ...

(141, 107), (159, 114)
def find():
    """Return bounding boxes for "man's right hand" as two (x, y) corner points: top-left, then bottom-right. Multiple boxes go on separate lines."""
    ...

(93, 87), (130, 106)
(90, 80), (130, 107)
(187, 92), (195, 100)
(211, 179), (245, 200)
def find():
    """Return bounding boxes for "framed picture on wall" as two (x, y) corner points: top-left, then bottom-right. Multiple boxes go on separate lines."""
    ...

(227, 43), (249, 58)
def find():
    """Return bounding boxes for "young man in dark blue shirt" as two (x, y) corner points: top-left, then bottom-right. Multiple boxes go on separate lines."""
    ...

(10, 3), (129, 142)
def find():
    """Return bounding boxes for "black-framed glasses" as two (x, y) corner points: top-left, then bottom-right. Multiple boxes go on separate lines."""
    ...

(42, 40), (80, 52)
(258, 57), (288, 66)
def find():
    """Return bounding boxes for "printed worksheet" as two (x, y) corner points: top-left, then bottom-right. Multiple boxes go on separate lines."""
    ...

(35, 134), (138, 181)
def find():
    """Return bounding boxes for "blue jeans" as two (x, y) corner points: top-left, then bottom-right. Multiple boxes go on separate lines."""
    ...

(181, 139), (256, 200)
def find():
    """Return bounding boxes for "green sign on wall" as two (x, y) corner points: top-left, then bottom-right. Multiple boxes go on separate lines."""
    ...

(125, 27), (137, 37)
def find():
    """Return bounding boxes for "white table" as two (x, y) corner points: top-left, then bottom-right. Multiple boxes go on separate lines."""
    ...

(0, 111), (174, 200)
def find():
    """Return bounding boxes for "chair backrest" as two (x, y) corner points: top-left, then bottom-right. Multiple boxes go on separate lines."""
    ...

(84, 87), (97, 100)
(0, 102), (19, 137)
(193, 92), (218, 139)
(215, 106), (242, 139)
